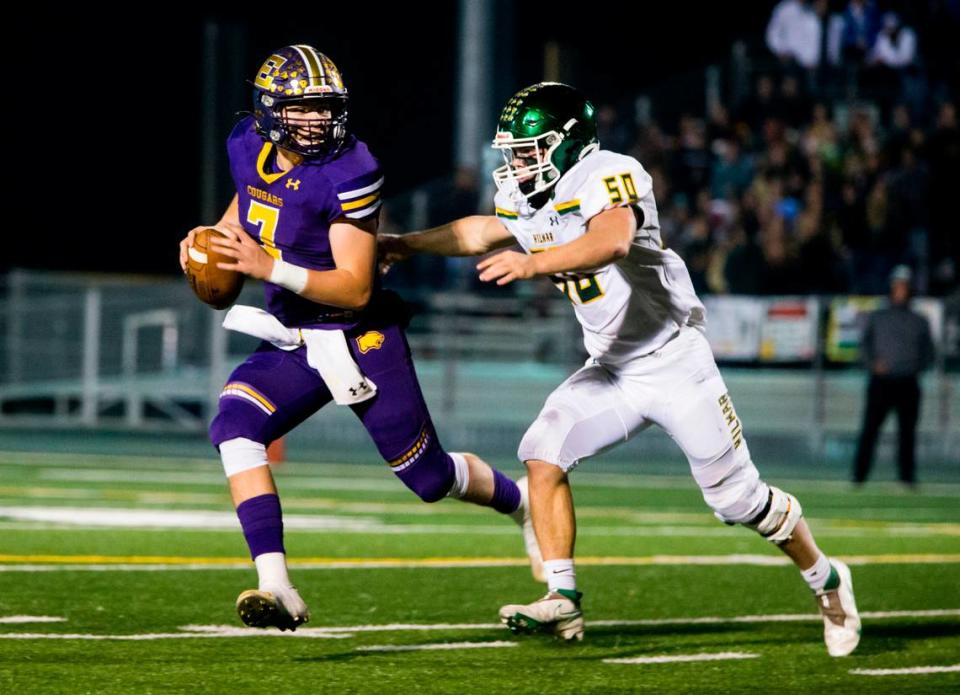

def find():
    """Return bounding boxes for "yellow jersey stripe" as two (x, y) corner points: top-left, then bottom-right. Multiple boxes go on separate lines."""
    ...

(341, 192), (380, 211)
(223, 383), (276, 413)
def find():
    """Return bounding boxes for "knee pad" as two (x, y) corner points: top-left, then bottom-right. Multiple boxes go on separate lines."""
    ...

(519, 405), (626, 471)
(518, 407), (571, 468)
(700, 454), (768, 523)
(744, 486), (803, 545)
(390, 431), (455, 503)
(219, 437), (268, 478)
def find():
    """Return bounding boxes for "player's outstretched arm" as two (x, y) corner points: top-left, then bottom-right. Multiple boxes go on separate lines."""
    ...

(477, 206), (635, 286)
(380, 215), (514, 265)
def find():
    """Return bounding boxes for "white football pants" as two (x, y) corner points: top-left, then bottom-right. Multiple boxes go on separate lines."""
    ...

(518, 326), (769, 523)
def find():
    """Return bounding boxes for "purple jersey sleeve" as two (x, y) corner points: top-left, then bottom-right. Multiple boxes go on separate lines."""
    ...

(322, 145), (384, 224)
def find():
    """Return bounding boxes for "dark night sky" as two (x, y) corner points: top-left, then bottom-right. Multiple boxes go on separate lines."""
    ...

(6, 2), (776, 275)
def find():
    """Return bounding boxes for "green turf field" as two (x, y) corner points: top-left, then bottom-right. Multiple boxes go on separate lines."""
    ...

(1, 449), (958, 693)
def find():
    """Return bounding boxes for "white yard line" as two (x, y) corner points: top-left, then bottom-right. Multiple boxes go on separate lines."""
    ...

(604, 651), (759, 665)
(177, 610), (960, 632)
(3, 609), (956, 641)
(37, 469), (404, 492)
(0, 630), (348, 640)
(2, 553), (960, 573)
(5, 451), (960, 496)
(1, 506), (957, 541)
(180, 609), (960, 633)
(0, 616), (65, 624)
(0, 506), (384, 531)
(356, 641), (516, 652)
(850, 665), (960, 676)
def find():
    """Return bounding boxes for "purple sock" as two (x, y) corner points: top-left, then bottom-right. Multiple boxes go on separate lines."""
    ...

(491, 469), (521, 514)
(236, 493), (285, 560)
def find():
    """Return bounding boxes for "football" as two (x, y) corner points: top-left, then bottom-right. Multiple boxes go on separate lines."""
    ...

(185, 228), (244, 309)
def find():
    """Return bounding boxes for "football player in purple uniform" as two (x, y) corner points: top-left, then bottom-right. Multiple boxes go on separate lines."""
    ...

(179, 45), (540, 631)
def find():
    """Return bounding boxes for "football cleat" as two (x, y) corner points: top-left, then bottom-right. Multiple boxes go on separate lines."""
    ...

(236, 585), (310, 632)
(511, 476), (545, 583)
(815, 560), (861, 657)
(499, 589), (584, 641)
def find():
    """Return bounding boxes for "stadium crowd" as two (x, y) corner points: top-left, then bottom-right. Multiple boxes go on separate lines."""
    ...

(386, 1), (958, 298)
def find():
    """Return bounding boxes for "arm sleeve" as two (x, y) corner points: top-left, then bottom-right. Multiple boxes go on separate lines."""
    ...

(327, 166), (384, 224)
(577, 158), (653, 222)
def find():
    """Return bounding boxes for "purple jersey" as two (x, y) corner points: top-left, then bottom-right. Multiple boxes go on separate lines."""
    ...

(226, 115), (383, 329)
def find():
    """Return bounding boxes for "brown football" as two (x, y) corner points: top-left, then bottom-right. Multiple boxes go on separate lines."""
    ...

(185, 228), (244, 310)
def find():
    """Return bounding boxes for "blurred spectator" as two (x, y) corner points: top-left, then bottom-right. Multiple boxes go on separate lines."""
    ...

(629, 120), (670, 171)
(780, 74), (815, 129)
(670, 115), (711, 200)
(596, 103), (634, 154)
(869, 12), (917, 69)
(852, 265), (934, 486)
(797, 205), (847, 292)
(916, 0), (960, 104)
(724, 218), (766, 294)
(766, 0), (823, 71)
(735, 75), (782, 133)
(886, 146), (931, 292)
(840, 0), (881, 65)
(865, 13), (922, 114)
(393, 9), (957, 302)
(710, 137), (754, 200)
(927, 101), (959, 293)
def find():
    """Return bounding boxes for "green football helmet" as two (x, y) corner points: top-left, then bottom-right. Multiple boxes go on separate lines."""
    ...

(492, 82), (599, 200)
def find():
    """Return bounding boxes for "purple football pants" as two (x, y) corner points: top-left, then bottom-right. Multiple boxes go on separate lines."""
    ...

(209, 318), (454, 502)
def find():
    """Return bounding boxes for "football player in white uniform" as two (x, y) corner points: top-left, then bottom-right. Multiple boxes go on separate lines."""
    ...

(380, 83), (860, 656)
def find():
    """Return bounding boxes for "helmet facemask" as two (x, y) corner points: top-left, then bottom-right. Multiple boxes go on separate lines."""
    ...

(491, 130), (565, 198)
(257, 93), (348, 159)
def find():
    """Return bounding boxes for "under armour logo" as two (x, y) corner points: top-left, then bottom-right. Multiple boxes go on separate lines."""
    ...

(285, 179), (301, 190)
(549, 216), (560, 227)
(349, 381), (371, 397)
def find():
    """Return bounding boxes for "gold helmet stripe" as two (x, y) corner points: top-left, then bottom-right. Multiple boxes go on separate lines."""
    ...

(292, 44), (325, 86)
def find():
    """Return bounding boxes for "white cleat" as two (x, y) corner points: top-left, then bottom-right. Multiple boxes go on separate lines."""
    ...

(511, 476), (545, 583)
(816, 560), (861, 657)
(499, 590), (584, 641)
(236, 584), (310, 632)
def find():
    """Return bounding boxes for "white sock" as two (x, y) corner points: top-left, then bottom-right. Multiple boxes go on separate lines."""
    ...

(800, 553), (832, 592)
(543, 558), (577, 593)
(254, 551), (292, 590)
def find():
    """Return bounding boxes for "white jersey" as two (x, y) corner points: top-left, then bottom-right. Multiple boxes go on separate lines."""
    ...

(494, 149), (706, 365)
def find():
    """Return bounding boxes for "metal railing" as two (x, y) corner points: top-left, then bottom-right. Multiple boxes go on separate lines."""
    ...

(0, 270), (956, 465)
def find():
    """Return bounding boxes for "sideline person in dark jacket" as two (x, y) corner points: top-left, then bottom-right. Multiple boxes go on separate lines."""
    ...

(853, 265), (935, 485)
